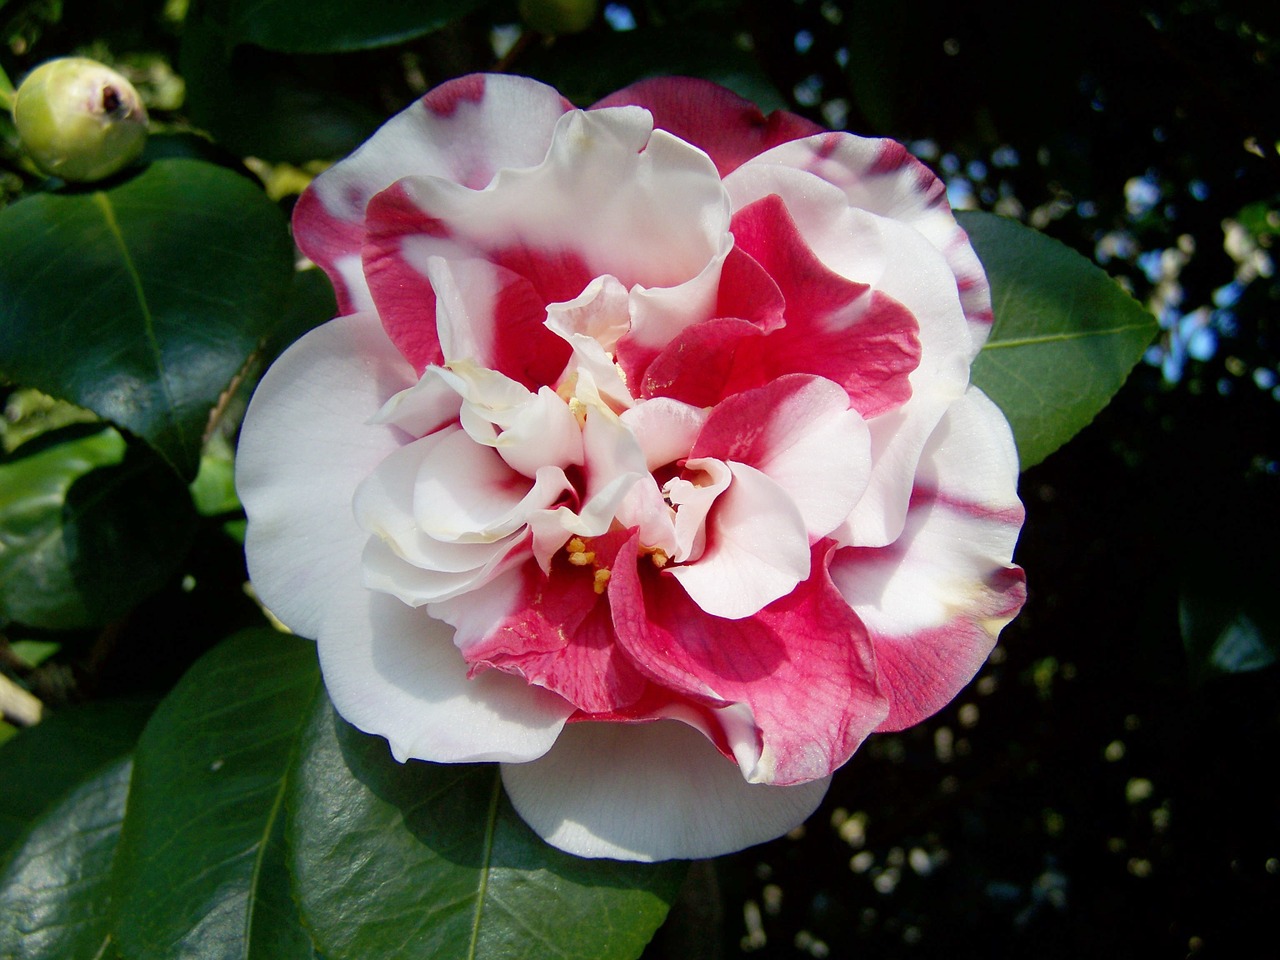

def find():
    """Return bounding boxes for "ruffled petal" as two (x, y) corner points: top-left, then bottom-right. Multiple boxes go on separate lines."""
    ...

(501, 719), (830, 861)
(294, 74), (572, 313)
(592, 76), (823, 177)
(690, 374), (871, 540)
(237, 313), (417, 639)
(831, 388), (1025, 730)
(612, 537), (889, 784)
(668, 460), (811, 619)
(455, 534), (650, 714)
(724, 162), (973, 546)
(370, 106), (728, 301)
(745, 133), (993, 348)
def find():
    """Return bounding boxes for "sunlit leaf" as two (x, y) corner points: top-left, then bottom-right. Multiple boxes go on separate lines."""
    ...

(289, 697), (686, 960)
(108, 629), (321, 960)
(0, 757), (131, 960)
(0, 159), (294, 478)
(961, 211), (1158, 469)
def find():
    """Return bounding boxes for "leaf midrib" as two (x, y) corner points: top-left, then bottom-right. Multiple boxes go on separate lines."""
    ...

(465, 772), (503, 960)
(241, 671), (322, 958)
(982, 320), (1155, 350)
(90, 191), (187, 462)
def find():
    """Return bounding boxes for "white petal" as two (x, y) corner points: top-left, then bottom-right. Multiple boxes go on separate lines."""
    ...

(501, 720), (829, 861)
(370, 367), (462, 437)
(238, 313), (416, 639)
(413, 428), (571, 542)
(319, 590), (572, 763)
(360, 535), (525, 607)
(669, 461), (811, 619)
(834, 387), (1023, 638)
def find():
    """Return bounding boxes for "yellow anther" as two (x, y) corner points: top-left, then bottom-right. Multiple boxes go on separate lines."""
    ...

(649, 548), (669, 568)
(568, 550), (595, 566)
(593, 568), (612, 594)
(567, 537), (587, 553)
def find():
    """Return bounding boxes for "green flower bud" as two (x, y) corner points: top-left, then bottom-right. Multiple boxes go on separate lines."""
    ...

(518, 0), (598, 35)
(12, 57), (148, 182)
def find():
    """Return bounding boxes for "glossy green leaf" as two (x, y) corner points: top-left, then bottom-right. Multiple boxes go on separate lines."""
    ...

(290, 697), (686, 960)
(223, 0), (485, 53)
(0, 700), (152, 861)
(109, 629), (321, 960)
(960, 211), (1158, 469)
(0, 427), (197, 630)
(0, 159), (295, 478)
(522, 26), (786, 110)
(0, 757), (132, 960)
(179, 7), (385, 163)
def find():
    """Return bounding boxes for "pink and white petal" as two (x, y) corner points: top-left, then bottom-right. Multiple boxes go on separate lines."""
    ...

(610, 539), (889, 784)
(238, 312), (416, 639)
(501, 719), (830, 861)
(362, 192), (570, 383)
(747, 134), (994, 347)
(669, 461), (811, 620)
(592, 76), (823, 178)
(318, 588), (573, 764)
(428, 253), (573, 390)
(618, 397), (708, 472)
(545, 273), (632, 355)
(719, 195), (922, 417)
(615, 233), (732, 386)
(385, 106), (729, 301)
(691, 376), (871, 540)
(723, 165), (971, 394)
(831, 388), (1025, 731)
(665, 456), (732, 565)
(460, 537), (650, 714)
(294, 74), (572, 311)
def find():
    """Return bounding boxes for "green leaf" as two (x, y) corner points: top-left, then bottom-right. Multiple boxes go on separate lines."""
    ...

(179, 9), (384, 163)
(108, 629), (321, 960)
(522, 26), (787, 111)
(0, 756), (132, 960)
(0, 700), (152, 863)
(960, 211), (1158, 469)
(224, 0), (485, 53)
(290, 697), (686, 960)
(0, 159), (295, 478)
(0, 427), (197, 630)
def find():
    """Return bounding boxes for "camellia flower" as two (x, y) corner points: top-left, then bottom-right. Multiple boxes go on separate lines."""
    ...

(237, 73), (1026, 861)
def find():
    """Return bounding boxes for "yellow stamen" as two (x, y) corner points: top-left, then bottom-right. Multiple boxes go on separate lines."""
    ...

(567, 537), (586, 553)
(649, 548), (669, 568)
(593, 568), (612, 594)
(568, 550), (595, 566)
